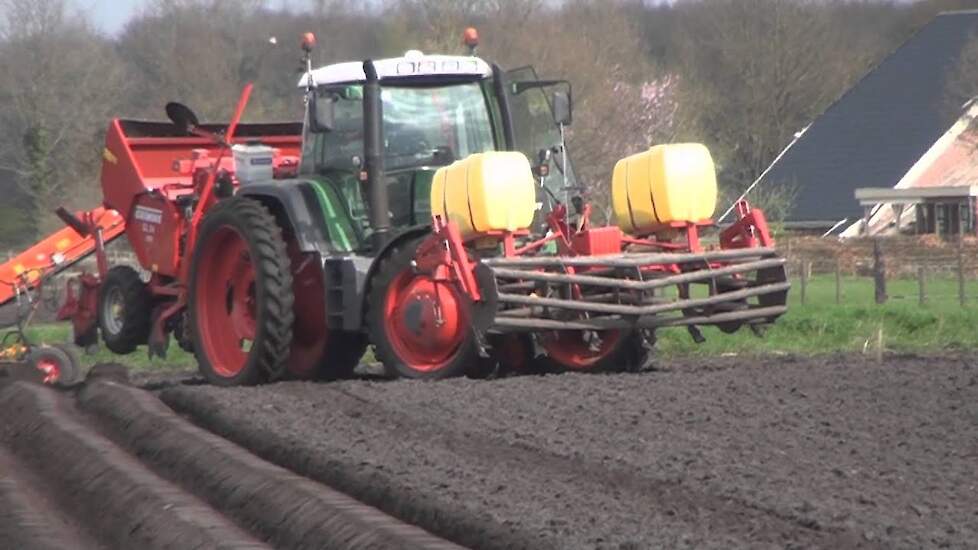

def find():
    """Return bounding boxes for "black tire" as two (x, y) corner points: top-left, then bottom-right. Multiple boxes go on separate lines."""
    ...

(315, 331), (368, 381)
(469, 334), (536, 379)
(49, 343), (82, 386)
(366, 237), (479, 380)
(27, 344), (80, 387)
(72, 322), (98, 348)
(189, 197), (295, 386)
(98, 265), (151, 354)
(172, 311), (195, 353)
(715, 276), (750, 334)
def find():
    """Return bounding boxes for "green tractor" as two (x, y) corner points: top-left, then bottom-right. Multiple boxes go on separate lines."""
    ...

(75, 31), (787, 385)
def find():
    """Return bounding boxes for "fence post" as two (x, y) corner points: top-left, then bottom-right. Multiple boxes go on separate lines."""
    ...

(835, 259), (842, 305)
(958, 248), (966, 307)
(873, 239), (887, 304)
(918, 266), (926, 306)
(799, 260), (808, 305)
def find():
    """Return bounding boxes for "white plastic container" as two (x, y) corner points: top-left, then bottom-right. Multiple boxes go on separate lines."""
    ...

(232, 143), (274, 184)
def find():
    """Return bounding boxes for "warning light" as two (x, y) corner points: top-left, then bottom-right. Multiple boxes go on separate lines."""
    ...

(301, 32), (316, 52)
(462, 27), (479, 52)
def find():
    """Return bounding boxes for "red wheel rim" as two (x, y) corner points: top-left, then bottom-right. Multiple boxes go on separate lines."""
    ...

(383, 269), (468, 373)
(540, 330), (623, 370)
(37, 357), (61, 384)
(195, 226), (258, 378)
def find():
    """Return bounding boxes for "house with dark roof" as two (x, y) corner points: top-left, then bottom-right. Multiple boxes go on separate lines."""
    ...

(753, 10), (978, 235)
(847, 100), (978, 237)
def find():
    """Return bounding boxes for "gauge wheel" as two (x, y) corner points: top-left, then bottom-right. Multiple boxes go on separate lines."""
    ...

(98, 266), (151, 354)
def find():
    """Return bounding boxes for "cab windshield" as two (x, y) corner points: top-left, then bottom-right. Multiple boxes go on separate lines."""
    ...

(311, 81), (496, 173)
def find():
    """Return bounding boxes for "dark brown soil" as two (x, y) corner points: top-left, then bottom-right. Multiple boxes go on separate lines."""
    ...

(0, 446), (104, 550)
(0, 380), (458, 550)
(78, 380), (463, 550)
(162, 353), (978, 550)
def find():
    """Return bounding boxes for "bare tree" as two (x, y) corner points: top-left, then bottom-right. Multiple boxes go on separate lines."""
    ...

(0, 0), (126, 238)
(671, 0), (888, 191)
(944, 32), (978, 118)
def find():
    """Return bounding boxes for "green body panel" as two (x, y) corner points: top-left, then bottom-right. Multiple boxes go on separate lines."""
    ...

(305, 175), (361, 253)
(298, 169), (441, 255)
(411, 170), (435, 221)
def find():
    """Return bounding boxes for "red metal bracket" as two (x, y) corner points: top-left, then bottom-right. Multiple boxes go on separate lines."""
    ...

(720, 201), (774, 249)
(417, 215), (482, 302)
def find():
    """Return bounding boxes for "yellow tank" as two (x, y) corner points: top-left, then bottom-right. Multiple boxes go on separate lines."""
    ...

(611, 144), (718, 234)
(431, 152), (536, 239)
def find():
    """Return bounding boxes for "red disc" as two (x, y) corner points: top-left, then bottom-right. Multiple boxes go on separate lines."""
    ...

(540, 330), (623, 370)
(37, 357), (61, 384)
(383, 269), (468, 373)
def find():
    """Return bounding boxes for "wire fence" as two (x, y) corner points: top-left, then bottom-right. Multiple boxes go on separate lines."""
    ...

(784, 236), (978, 307)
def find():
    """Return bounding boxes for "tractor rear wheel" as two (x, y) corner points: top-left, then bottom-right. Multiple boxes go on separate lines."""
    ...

(98, 265), (151, 354)
(189, 197), (294, 386)
(366, 237), (479, 379)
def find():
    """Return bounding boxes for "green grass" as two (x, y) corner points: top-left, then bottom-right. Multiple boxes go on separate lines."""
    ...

(11, 275), (978, 371)
(657, 275), (978, 356)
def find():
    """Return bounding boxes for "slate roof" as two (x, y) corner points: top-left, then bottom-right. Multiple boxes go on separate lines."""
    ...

(757, 11), (978, 224)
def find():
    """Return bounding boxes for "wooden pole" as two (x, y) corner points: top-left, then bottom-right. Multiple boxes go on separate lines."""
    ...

(798, 260), (808, 305)
(835, 259), (842, 305)
(918, 266), (926, 306)
(958, 248), (966, 307)
(873, 239), (887, 305)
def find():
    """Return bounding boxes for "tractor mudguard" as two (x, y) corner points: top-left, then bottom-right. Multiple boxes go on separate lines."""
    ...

(325, 225), (431, 331)
(237, 180), (338, 255)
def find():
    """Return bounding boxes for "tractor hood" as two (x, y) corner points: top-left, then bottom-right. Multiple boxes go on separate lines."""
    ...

(299, 52), (492, 87)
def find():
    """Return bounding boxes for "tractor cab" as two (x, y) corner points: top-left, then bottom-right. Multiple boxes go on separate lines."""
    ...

(297, 50), (577, 250)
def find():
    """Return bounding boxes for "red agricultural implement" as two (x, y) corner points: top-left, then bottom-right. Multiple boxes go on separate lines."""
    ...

(0, 266), (82, 386)
(0, 31), (788, 386)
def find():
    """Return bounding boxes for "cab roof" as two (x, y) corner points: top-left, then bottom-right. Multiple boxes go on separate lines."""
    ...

(298, 52), (492, 87)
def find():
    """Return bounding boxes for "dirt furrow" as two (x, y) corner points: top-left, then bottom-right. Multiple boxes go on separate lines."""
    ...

(0, 381), (269, 550)
(163, 385), (553, 550)
(161, 354), (978, 550)
(0, 446), (103, 550)
(165, 381), (864, 549)
(77, 379), (464, 550)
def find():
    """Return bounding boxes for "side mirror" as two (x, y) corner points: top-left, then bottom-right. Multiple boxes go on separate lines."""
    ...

(552, 90), (572, 127)
(308, 93), (335, 133)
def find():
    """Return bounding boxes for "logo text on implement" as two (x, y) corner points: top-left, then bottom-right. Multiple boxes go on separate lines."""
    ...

(134, 206), (163, 224)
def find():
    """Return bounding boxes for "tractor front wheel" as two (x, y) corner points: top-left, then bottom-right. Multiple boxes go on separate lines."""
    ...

(189, 197), (294, 386)
(98, 265), (151, 354)
(366, 237), (479, 379)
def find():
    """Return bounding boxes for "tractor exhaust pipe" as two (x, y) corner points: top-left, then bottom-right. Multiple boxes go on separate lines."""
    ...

(362, 60), (391, 250)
